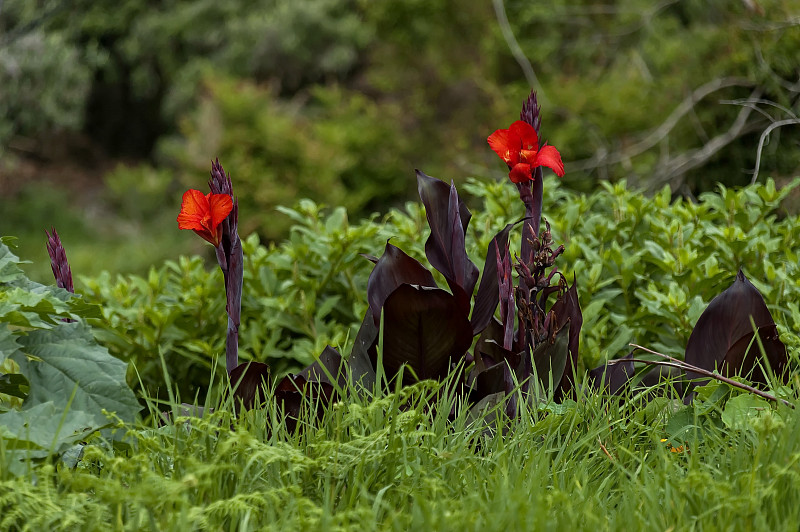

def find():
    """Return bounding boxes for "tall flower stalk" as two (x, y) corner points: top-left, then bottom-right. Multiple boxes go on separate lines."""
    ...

(487, 90), (581, 401)
(178, 159), (241, 375)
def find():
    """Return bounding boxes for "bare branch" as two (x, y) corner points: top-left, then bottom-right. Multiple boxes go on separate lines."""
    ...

(648, 87), (764, 190)
(750, 118), (800, 184)
(570, 77), (755, 172)
(625, 343), (793, 408)
(492, 0), (541, 97)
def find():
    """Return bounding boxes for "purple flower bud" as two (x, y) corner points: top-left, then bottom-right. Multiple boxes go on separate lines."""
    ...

(45, 228), (74, 294)
(520, 90), (542, 137)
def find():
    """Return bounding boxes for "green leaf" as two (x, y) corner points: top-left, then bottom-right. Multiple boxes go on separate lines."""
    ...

(0, 239), (26, 284)
(721, 394), (771, 431)
(0, 372), (28, 399)
(0, 401), (96, 451)
(11, 323), (140, 425)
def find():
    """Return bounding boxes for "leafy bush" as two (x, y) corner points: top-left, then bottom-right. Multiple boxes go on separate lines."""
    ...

(82, 202), (395, 400)
(0, 30), (94, 152)
(0, 238), (138, 474)
(79, 175), (800, 400)
(159, 78), (417, 240)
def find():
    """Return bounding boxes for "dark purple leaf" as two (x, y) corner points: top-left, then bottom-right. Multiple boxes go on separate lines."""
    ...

(367, 242), (437, 326)
(299, 345), (346, 388)
(531, 321), (570, 393)
(470, 224), (514, 333)
(685, 270), (787, 385)
(473, 348), (521, 402)
(416, 170), (478, 304)
(229, 361), (270, 410)
(549, 277), (583, 399)
(588, 353), (635, 395)
(348, 309), (378, 391)
(382, 284), (473, 383)
(275, 374), (335, 433)
(496, 241), (515, 350)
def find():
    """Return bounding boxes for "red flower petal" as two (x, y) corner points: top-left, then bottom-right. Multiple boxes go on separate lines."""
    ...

(508, 120), (539, 151)
(177, 189), (211, 231)
(177, 189), (233, 247)
(488, 128), (520, 166)
(532, 144), (565, 177)
(208, 193), (234, 227)
(508, 163), (533, 183)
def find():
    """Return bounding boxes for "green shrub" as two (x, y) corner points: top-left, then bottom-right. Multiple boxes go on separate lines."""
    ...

(159, 78), (419, 240)
(0, 30), (94, 152)
(80, 176), (800, 400)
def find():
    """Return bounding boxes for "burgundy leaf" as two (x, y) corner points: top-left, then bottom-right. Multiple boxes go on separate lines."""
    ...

(382, 284), (473, 383)
(299, 345), (346, 388)
(229, 361), (270, 410)
(549, 277), (583, 399)
(367, 242), (437, 326)
(275, 374), (335, 433)
(473, 348), (521, 403)
(531, 321), (570, 393)
(470, 223), (514, 334)
(416, 170), (478, 303)
(348, 309), (378, 390)
(588, 353), (635, 395)
(469, 318), (504, 386)
(496, 240), (515, 350)
(685, 270), (787, 385)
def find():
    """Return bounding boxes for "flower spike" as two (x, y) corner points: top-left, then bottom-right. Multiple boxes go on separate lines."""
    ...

(45, 228), (74, 294)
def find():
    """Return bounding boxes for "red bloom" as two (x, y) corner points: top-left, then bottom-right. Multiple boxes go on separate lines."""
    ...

(487, 120), (565, 183)
(177, 189), (233, 247)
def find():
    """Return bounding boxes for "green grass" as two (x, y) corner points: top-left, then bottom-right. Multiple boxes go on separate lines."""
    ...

(3, 373), (800, 531)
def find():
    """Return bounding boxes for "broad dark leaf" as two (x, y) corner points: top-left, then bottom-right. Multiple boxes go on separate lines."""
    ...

(685, 270), (787, 385)
(416, 170), (478, 306)
(470, 224), (514, 334)
(367, 242), (437, 326)
(549, 278), (583, 399)
(275, 374), (335, 433)
(382, 284), (473, 383)
(588, 353), (635, 395)
(468, 318), (503, 387)
(348, 309), (378, 391)
(473, 349), (520, 403)
(532, 321), (570, 393)
(299, 345), (346, 388)
(229, 361), (270, 410)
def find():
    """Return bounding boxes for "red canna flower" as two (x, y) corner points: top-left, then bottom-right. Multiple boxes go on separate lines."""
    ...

(487, 120), (565, 183)
(177, 189), (233, 247)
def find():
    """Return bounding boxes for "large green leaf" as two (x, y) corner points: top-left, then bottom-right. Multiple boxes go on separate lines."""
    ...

(0, 401), (96, 450)
(0, 238), (26, 284)
(11, 323), (140, 425)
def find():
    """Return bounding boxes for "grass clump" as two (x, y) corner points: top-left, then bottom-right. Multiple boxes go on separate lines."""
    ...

(3, 375), (800, 531)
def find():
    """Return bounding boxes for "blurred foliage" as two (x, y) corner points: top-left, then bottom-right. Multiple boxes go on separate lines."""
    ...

(160, 79), (416, 240)
(4, 0), (798, 248)
(73, 176), (800, 402)
(0, 29), (94, 151)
